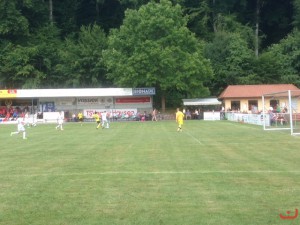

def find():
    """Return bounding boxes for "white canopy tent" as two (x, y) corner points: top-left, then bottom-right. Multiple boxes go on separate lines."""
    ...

(182, 98), (222, 106)
(182, 98), (223, 120)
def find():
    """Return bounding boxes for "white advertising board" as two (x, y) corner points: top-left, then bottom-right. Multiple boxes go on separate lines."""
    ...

(226, 113), (270, 126)
(203, 112), (220, 120)
(84, 109), (137, 118)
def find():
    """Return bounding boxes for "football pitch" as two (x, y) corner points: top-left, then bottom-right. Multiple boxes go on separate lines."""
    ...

(0, 120), (299, 225)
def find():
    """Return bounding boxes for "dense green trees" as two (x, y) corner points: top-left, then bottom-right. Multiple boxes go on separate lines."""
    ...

(0, 0), (299, 109)
(0, 0), (30, 39)
(55, 25), (109, 88)
(103, 0), (212, 110)
(262, 29), (300, 86)
(204, 32), (254, 94)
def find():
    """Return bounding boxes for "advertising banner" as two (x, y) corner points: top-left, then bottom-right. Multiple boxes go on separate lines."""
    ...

(40, 102), (55, 112)
(115, 97), (150, 104)
(132, 87), (155, 96)
(0, 90), (17, 98)
(77, 97), (113, 105)
(84, 109), (137, 118)
(226, 113), (270, 126)
(77, 98), (99, 105)
(203, 112), (221, 120)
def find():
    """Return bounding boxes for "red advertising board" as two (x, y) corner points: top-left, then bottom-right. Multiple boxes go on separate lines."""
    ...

(115, 97), (150, 104)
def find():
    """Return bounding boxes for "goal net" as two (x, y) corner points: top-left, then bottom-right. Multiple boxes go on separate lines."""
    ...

(262, 90), (300, 135)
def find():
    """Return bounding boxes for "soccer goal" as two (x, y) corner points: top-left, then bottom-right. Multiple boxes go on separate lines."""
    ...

(262, 90), (300, 135)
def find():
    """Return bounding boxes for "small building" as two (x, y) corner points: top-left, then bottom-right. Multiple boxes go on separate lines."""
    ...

(0, 87), (155, 122)
(218, 84), (300, 113)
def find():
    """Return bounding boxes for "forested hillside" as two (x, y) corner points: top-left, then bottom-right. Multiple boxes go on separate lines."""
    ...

(1, 0), (300, 108)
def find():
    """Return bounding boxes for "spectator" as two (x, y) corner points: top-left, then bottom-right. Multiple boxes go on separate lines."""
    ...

(186, 109), (191, 120)
(152, 108), (158, 121)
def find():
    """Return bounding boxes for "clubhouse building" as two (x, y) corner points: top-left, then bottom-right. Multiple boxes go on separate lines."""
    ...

(218, 84), (300, 113)
(0, 87), (155, 122)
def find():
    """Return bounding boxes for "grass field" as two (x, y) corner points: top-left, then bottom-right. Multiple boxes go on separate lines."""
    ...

(0, 120), (300, 225)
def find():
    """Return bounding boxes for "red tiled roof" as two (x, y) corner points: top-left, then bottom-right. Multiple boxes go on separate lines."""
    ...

(218, 84), (300, 99)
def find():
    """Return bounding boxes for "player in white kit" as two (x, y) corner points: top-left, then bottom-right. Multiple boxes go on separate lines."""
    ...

(101, 111), (109, 128)
(10, 116), (27, 139)
(55, 111), (64, 130)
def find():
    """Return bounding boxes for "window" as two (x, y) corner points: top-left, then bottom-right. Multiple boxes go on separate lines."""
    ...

(231, 101), (240, 111)
(248, 100), (258, 113)
(270, 99), (279, 111)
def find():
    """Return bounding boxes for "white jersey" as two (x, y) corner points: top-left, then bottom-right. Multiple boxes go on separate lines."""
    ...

(33, 113), (37, 122)
(17, 117), (25, 132)
(101, 112), (107, 121)
(57, 114), (64, 125)
(101, 112), (109, 128)
(24, 113), (30, 125)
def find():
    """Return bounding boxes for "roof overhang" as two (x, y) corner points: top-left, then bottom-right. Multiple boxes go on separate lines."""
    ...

(0, 87), (156, 98)
(183, 98), (222, 106)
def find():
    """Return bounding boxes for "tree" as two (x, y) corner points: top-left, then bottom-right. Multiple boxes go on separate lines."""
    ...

(183, 0), (213, 40)
(55, 25), (108, 88)
(0, 25), (63, 88)
(0, 43), (44, 88)
(293, 0), (300, 29)
(262, 29), (300, 86)
(119, 0), (151, 9)
(0, 0), (30, 40)
(204, 32), (254, 95)
(103, 0), (213, 111)
(76, 0), (124, 32)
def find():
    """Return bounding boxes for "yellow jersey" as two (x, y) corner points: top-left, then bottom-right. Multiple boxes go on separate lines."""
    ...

(176, 111), (184, 124)
(93, 113), (100, 122)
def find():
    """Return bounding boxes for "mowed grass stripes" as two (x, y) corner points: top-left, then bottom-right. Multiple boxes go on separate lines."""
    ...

(0, 120), (299, 225)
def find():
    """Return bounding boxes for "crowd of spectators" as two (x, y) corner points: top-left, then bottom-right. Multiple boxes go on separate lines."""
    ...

(71, 110), (158, 122)
(0, 106), (30, 121)
(111, 111), (154, 121)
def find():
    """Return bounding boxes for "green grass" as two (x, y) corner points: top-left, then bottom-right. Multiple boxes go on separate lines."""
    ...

(0, 120), (300, 225)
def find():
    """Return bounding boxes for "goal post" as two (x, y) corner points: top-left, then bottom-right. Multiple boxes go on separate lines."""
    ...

(262, 90), (300, 135)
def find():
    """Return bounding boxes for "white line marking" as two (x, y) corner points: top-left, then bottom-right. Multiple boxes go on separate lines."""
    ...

(1, 170), (300, 177)
(185, 131), (204, 145)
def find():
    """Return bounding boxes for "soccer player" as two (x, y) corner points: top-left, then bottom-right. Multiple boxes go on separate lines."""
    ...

(55, 111), (64, 131)
(24, 112), (30, 127)
(10, 115), (27, 139)
(93, 111), (101, 129)
(31, 112), (37, 127)
(101, 111), (109, 128)
(176, 108), (184, 132)
(78, 112), (83, 126)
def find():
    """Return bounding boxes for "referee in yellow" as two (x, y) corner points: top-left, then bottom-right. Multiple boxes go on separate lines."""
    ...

(176, 108), (184, 132)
